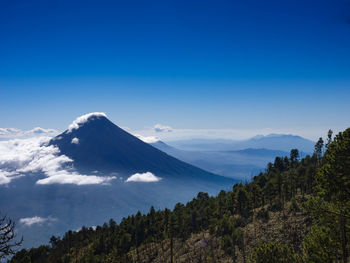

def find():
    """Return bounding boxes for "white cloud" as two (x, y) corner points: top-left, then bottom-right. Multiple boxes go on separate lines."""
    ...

(19, 216), (57, 227)
(134, 134), (160, 143)
(0, 127), (58, 139)
(0, 173), (11, 184)
(27, 127), (57, 135)
(68, 112), (107, 133)
(0, 128), (22, 136)
(125, 172), (161, 183)
(154, 124), (172, 133)
(37, 173), (116, 185)
(76, 225), (96, 232)
(52, 136), (63, 141)
(0, 170), (23, 185)
(71, 137), (79, 144)
(0, 137), (116, 186)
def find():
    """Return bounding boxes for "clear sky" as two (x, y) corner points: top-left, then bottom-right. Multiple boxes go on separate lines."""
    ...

(1, 0), (349, 140)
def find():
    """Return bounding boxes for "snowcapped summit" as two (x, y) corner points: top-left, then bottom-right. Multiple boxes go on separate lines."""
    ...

(67, 112), (107, 133)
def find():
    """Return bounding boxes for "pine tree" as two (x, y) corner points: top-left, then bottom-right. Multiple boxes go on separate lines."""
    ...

(305, 128), (350, 263)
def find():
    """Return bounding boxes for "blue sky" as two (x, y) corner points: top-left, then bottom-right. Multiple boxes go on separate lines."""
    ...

(1, 0), (349, 140)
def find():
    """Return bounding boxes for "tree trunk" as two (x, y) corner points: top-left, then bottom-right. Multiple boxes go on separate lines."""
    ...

(170, 236), (173, 263)
(340, 214), (348, 263)
(232, 243), (236, 263)
(242, 232), (246, 263)
(136, 246), (140, 263)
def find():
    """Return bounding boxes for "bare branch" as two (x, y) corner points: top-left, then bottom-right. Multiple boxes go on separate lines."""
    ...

(0, 213), (23, 259)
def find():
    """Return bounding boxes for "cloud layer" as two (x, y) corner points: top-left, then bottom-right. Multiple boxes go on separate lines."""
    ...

(0, 128), (22, 136)
(29, 127), (57, 135)
(0, 127), (58, 139)
(125, 172), (161, 182)
(68, 112), (107, 133)
(134, 134), (160, 143)
(19, 216), (57, 227)
(0, 137), (116, 186)
(154, 124), (172, 133)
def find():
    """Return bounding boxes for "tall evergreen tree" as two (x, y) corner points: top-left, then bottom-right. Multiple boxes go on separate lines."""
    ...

(305, 128), (350, 263)
(314, 137), (324, 159)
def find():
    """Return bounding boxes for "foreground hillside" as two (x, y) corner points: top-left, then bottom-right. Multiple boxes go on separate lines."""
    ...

(10, 128), (350, 262)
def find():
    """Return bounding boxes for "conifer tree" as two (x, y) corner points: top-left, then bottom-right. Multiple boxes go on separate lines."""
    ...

(305, 129), (350, 263)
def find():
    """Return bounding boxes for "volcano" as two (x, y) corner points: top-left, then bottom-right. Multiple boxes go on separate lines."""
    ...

(50, 112), (231, 183)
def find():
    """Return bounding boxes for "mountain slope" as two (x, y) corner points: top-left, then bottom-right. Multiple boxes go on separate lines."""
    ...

(50, 114), (227, 182)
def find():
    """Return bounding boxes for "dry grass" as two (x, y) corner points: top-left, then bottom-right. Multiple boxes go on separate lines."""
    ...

(127, 197), (311, 263)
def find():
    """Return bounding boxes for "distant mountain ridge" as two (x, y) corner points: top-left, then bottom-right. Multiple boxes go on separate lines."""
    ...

(150, 141), (289, 180)
(167, 134), (315, 153)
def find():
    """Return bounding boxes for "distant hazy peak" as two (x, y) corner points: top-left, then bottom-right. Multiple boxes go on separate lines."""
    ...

(252, 133), (302, 139)
(67, 112), (107, 133)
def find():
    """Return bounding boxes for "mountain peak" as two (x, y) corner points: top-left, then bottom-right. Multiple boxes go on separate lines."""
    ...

(49, 113), (231, 183)
(252, 133), (302, 140)
(67, 112), (107, 133)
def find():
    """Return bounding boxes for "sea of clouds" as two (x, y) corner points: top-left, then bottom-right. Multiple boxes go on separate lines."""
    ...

(0, 113), (163, 186)
(0, 136), (160, 185)
(0, 137), (116, 186)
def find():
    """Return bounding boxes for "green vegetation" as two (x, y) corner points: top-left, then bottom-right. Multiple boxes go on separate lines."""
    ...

(10, 129), (350, 262)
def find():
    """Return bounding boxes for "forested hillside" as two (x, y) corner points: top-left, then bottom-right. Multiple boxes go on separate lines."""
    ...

(9, 129), (350, 262)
